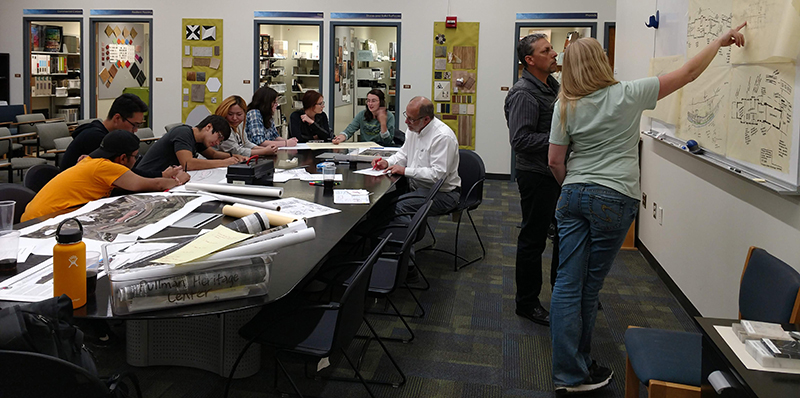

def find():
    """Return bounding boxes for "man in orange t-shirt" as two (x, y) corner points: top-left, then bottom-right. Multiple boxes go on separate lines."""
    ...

(22, 130), (191, 222)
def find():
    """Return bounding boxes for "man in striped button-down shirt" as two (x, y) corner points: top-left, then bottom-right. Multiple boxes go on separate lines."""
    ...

(504, 33), (561, 327)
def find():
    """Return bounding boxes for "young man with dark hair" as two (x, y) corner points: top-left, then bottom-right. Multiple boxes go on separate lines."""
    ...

(21, 130), (191, 222)
(134, 115), (246, 178)
(61, 93), (149, 170)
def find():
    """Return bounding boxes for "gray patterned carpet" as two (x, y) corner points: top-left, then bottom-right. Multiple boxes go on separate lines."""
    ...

(86, 179), (697, 397)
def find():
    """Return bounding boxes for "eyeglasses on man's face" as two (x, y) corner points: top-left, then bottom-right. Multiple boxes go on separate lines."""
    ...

(124, 118), (143, 129)
(403, 111), (425, 122)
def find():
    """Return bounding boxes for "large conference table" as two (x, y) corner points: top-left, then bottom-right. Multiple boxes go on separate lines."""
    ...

(3, 148), (401, 377)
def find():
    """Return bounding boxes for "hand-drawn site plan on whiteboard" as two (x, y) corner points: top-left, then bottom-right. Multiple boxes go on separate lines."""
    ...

(649, 0), (800, 176)
(727, 63), (795, 172)
(687, 0), (732, 66)
(678, 68), (731, 153)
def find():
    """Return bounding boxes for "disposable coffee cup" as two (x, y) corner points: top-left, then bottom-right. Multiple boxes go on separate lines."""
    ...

(0, 230), (20, 275)
(86, 251), (101, 299)
(0, 201), (15, 231)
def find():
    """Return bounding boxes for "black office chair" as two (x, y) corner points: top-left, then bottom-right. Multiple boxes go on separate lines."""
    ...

(24, 164), (60, 192)
(419, 149), (486, 271)
(0, 350), (142, 398)
(0, 183), (36, 224)
(624, 246), (800, 398)
(363, 201), (433, 340)
(226, 237), (400, 398)
(392, 128), (405, 146)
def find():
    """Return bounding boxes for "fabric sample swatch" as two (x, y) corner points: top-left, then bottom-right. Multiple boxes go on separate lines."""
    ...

(135, 54), (143, 63)
(193, 58), (211, 67)
(196, 72), (206, 82)
(434, 58), (447, 71)
(104, 25), (114, 37)
(452, 71), (477, 94)
(434, 72), (442, 79)
(453, 46), (476, 70)
(435, 46), (447, 58)
(105, 80), (111, 88)
(202, 26), (216, 41)
(130, 27), (138, 40)
(183, 101), (189, 108)
(214, 46), (220, 56)
(192, 47), (213, 57)
(183, 88), (189, 94)
(108, 64), (118, 78)
(191, 84), (205, 102)
(99, 68), (110, 84)
(125, 60), (131, 68)
(442, 114), (457, 120)
(182, 57), (193, 68)
(113, 26), (121, 37)
(209, 58), (221, 70)
(186, 71), (196, 81)
(186, 25), (200, 40)
(136, 71), (146, 87)
(123, 27), (129, 38)
(183, 94), (189, 101)
(185, 45), (191, 55)
(130, 63), (140, 79)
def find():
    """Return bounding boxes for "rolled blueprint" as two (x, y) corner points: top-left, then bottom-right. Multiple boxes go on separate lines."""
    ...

(185, 182), (283, 198)
(204, 227), (316, 261)
(222, 204), (297, 226)
(114, 258), (268, 301)
(226, 220), (307, 249)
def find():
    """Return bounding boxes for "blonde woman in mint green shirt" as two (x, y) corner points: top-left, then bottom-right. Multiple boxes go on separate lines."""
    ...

(545, 25), (746, 395)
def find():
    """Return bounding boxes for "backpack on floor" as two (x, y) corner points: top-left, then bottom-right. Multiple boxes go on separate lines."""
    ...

(0, 294), (97, 375)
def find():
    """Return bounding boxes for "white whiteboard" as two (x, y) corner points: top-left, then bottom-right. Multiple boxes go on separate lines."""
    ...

(651, 0), (800, 189)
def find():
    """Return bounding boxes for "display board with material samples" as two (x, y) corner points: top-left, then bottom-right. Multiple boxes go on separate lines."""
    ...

(182, 19), (223, 126)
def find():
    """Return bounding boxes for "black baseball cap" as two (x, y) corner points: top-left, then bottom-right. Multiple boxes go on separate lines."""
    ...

(89, 130), (140, 160)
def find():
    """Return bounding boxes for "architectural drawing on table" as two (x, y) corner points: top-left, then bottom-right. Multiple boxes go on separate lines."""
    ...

(687, 0), (732, 65)
(727, 64), (794, 172)
(23, 195), (198, 241)
(731, 0), (800, 64)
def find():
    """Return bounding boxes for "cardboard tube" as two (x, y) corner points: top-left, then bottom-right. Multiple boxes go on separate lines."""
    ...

(222, 204), (297, 227)
(185, 182), (283, 198)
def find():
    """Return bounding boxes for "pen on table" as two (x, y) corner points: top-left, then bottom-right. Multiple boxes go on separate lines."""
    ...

(309, 181), (340, 186)
(373, 157), (382, 170)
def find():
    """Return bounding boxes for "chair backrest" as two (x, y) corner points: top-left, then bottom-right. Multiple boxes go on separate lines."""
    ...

(24, 164), (61, 193)
(0, 184), (36, 224)
(134, 127), (154, 139)
(392, 128), (405, 146)
(457, 149), (486, 211)
(36, 122), (70, 150)
(164, 122), (182, 134)
(0, 127), (10, 157)
(335, 236), (389, 349)
(0, 104), (26, 124)
(0, 350), (109, 398)
(387, 201), (433, 289)
(77, 118), (100, 126)
(739, 246), (800, 324)
(54, 136), (73, 150)
(15, 113), (46, 134)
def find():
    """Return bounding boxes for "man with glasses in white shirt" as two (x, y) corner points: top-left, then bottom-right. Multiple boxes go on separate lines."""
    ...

(372, 96), (461, 220)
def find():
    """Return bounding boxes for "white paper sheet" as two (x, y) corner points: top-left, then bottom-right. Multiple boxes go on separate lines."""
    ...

(334, 190), (371, 204)
(265, 197), (340, 218)
(0, 258), (108, 303)
(354, 168), (390, 176)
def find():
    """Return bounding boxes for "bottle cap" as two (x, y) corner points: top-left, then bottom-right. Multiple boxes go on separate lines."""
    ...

(56, 218), (84, 244)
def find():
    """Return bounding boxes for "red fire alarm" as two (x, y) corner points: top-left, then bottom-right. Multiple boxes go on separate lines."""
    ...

(446, 16), (457, 28)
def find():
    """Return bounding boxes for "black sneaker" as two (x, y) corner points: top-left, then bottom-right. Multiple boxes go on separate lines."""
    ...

(554, 361), (613, 395)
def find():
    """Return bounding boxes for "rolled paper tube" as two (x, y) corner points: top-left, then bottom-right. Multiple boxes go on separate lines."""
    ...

(222, 204), (297, 227)
(204, 227), (316, 261)
(194, 190), (280, 211)
(185, 182), (283, 198)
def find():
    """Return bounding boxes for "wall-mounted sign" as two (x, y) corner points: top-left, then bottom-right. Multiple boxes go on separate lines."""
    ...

(331, 13), (401, 20)
(90, 10), (154, 16)
(254, 11), (323, 18)
(24, 9), (83, 15)
(516, 13), (598, 20)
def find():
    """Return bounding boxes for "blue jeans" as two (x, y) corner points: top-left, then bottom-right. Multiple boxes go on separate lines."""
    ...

(550, 183), (638, 387)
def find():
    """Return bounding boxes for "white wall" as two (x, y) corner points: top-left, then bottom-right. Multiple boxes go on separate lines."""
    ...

(1, 0), (616, 175)
(616, 0), (800, 318)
